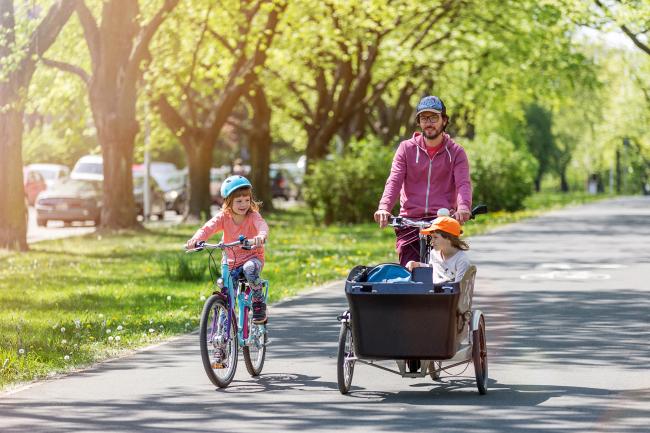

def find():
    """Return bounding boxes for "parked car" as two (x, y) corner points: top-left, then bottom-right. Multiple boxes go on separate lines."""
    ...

(34, 178), (102, 226)
(26, 163), (69, 189)
(210, 166), (230, 206)
(134, 163), (188, 214)
(269, 167), (291, 200)
(23, 167), (47, 205)
(159, 170), (188, 214)
(132, 170), (167, 219)
(70, 155), (103, 181)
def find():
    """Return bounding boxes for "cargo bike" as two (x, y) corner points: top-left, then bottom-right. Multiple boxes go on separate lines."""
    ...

(336, 205), (488, 395)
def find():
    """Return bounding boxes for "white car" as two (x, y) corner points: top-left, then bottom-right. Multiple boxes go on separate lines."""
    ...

(70, 155), (103, 181)
(26, 163), (70, 189)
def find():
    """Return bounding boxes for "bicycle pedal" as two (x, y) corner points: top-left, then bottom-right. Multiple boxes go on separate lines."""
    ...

(211, 361), (226, 369)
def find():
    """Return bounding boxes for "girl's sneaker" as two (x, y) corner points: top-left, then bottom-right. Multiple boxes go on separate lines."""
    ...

(211, 348), (226, 369)
(252, 291), (267, 324)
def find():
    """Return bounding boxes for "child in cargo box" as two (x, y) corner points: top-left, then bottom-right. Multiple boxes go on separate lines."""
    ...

(405, 216), (470, 284)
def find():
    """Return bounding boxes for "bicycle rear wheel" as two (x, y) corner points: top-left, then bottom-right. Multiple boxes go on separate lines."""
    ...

(199, 294), (238, 388)
(472, 315), (488, 395)
(243, 306), (267, 376)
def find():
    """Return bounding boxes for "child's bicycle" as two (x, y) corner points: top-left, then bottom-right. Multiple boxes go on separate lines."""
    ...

(336, 205), (488, 395)
(186, 236), (269, 388)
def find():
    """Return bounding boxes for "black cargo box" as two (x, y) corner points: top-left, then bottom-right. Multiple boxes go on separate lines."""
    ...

(345, 266), (464, 360)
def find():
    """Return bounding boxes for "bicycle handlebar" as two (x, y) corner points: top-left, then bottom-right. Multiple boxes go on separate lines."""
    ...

(185, 235), (258, 253)
(388, 204), (488, 229)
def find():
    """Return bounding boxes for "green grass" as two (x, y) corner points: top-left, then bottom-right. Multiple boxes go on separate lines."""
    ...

(0, 192), (611, 389)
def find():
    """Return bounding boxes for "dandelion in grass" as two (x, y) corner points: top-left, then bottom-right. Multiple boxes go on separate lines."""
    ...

(166, 295), (172, 301)
(62, 339), (67, 345)
(64, 355), (70, 361)
(99, 313), (104, 318)
(117, 325), (123, 331)
(149, 328), (155, 333)
(60, 327), (66, 333)
(149, 319), (154, 324)
(74, 320), (81, 329)
(106, 329), (111, 334)
(108, 336), (114, 342)
(18, 348), (25, 355)
(200, 295), (206, 301)
(115, 336), (121, 342)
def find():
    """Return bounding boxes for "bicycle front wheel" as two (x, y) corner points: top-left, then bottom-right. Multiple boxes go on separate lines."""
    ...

(243, 306), (267, 377)
(199, 294), (238, 388)
(337, 323), (355, 394)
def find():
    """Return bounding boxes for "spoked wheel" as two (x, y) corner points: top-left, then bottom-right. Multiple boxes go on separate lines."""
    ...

(429, 361), (442, 380)
(336, 323), (355, 394)
(199, 294), (238, 388)
(243, 306), (267, 376)
(472, 315), (488, 395)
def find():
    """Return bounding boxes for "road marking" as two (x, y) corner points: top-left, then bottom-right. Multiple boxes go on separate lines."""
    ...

(520, 263), (625, 280)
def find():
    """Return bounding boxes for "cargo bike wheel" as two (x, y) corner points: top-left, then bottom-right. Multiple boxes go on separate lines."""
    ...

(472, 315), (488, 394)
(337, 322), (355, 394)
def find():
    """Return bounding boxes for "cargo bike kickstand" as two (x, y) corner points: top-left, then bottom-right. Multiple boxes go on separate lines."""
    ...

(187, 236), (269, 388)
(336, 204), (488, 395)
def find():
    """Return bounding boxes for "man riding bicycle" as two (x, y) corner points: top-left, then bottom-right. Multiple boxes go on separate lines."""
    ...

(374, 95), (472, 266)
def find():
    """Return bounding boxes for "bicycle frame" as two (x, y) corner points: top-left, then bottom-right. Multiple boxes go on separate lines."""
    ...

(217, 263), (269, 348)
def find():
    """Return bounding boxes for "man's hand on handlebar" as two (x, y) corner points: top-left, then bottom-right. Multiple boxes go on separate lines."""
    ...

(455, 208), (471, 224)
(374, 209), (391, 228)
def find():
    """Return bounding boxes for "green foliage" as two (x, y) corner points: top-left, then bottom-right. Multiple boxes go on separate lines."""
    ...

(303, 138), (393, 224)
(465, 133), (538, 211)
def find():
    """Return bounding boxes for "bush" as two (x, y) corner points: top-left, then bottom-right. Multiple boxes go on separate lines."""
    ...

(303, 138), (394, 224)
(465, 133), (538, 211)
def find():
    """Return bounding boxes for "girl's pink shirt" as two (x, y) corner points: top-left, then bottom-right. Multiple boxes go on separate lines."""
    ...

(190, 210), (269, 269)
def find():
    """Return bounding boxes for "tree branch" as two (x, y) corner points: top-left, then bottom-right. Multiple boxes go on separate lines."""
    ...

(127, 0), (179, 84)
(75, 1), (100, 67)
(41, 57), (90, 84)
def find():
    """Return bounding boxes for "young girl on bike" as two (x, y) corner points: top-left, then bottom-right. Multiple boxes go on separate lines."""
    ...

(405, 216), (470, 283)
(186, 175), (269, 324)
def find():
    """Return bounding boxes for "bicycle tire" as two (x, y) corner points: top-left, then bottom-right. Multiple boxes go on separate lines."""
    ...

(242, 306), (267, 376)
(336, 323), (355, 394)
(472, 315), (488, 395)
(199, 294), (238, 388)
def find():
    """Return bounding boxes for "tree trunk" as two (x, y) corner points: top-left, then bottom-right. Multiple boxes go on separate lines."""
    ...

(0, 0), (76, 250)
(247, 86), (273, 209)
(185, 140), (213, 220)
(560, 170), (569, 192)
(74, 0), (178, 229)
(0, 109), (28, 251)
(93, 111), (139, 227)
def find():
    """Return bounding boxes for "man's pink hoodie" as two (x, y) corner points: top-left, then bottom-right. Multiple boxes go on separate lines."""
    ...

(378, 132), (472, 219)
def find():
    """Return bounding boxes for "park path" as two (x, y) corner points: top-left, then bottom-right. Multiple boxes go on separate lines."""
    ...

(2, 196), (649, 433)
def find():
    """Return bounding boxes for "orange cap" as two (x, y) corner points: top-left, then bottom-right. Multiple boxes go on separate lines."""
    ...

(420, 216), (462, 237)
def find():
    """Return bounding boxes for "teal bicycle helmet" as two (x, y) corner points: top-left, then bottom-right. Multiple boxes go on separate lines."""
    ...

(220, 175), (252, 198)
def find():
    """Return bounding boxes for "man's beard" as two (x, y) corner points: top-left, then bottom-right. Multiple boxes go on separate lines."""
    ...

(422, 120), (447, 140)
(423, 126), (444, 140)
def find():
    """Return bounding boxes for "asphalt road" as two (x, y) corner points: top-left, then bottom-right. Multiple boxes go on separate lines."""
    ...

(3, 196), (649, 432)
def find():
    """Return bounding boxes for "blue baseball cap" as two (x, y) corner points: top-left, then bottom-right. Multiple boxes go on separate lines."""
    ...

(415, 95), (446, 118)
